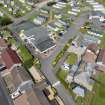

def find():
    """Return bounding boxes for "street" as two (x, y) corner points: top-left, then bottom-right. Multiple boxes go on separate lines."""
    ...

(40, 13), (89, 105)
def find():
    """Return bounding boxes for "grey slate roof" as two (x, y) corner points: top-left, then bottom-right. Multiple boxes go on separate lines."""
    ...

(24, 26), (55, 52)
(3, 66), (31, 93)
(9, 21), (55, 52)
(9, 21), (36, 33)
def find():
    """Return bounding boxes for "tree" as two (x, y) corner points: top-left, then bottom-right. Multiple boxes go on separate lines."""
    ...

(0, 17), (12, 26)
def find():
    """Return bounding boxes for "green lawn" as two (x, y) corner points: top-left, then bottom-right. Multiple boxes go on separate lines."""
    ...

(18, 44), (33, 68)
(52, 38), (73, 66)
(8, 38), (16, 45)
(57, 69), (68, 81)
(100, 34), (105, 48)
(56, 68), (76, 98)
(91, 73), (105, 105)
(56, 69), (69, 88)
(66, 53), (78, 65)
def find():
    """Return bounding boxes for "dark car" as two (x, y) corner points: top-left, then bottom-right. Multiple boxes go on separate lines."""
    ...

(0, 64), (6, 71)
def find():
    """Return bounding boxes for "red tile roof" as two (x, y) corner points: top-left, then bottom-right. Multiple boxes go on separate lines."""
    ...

(1, 47), (21, 69)
(97, 49), (105, 64)
(83, 50), (97, 63)
(87, 43), (98, 54)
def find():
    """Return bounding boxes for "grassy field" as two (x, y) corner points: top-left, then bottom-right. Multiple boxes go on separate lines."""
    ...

(90, 72), (105, 105)
(66, 53), (78, 65)
(100, 34), (105, 48)
(56, 69), (69, 88)
(52, 38), (73, 66)
(18, 44), (34, 68)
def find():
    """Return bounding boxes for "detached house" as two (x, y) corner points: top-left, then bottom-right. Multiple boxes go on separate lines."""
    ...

(87, 43), (98, 54)
(1, 47), (21, 70)
(83, 43), (98, 64)
(9, 21), (56, 54)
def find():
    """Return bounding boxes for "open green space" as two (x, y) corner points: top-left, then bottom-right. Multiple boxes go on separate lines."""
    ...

(96, 0), (105, 6)
(56, 68), (75, 98)
(91, 73), (105, 105)
(18, 44), (34, 68)
(66, 53), (78, 65)
(100, 34), (105, 48)
(56, 69), (69, 88)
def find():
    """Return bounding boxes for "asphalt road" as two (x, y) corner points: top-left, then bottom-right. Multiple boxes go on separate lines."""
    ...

(40, 13), (89, 105)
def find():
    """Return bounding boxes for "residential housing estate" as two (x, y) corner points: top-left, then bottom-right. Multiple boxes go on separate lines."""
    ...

(9, 21), (56, 55)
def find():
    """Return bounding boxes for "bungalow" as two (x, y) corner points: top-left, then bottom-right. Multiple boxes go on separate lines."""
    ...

(53, 5), (62, 9)
(74, 72), (94, 91)
(47, 23), (59, 32)
(58, 20), (67, 26)
(2, 65), (50, 105)
(1, 47), (21, 70)
(83, 43), (98, 64)
(72, 8), (80, 13)
(87, 30), (103, 37)
(33, 16), (47, 25)
(83, 35), (101, 46)
(20, 26), (56, 54)
(9, 21), (56, 54)
(68, 11), (78, 16)
(87, 43), (98, 54)
(83, 50), (97, 64)
(2, 66), (33, 95)
(73, 86), (85, 97)
(89, 11), (105, 21)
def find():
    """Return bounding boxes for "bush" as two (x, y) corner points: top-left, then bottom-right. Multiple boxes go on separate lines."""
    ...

(0, 16), (12, 26)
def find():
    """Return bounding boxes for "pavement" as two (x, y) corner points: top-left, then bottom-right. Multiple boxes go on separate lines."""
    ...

(40, 13), (89, 105)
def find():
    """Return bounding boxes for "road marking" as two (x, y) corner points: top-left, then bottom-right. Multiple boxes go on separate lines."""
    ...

(52, 81), (61, 87)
